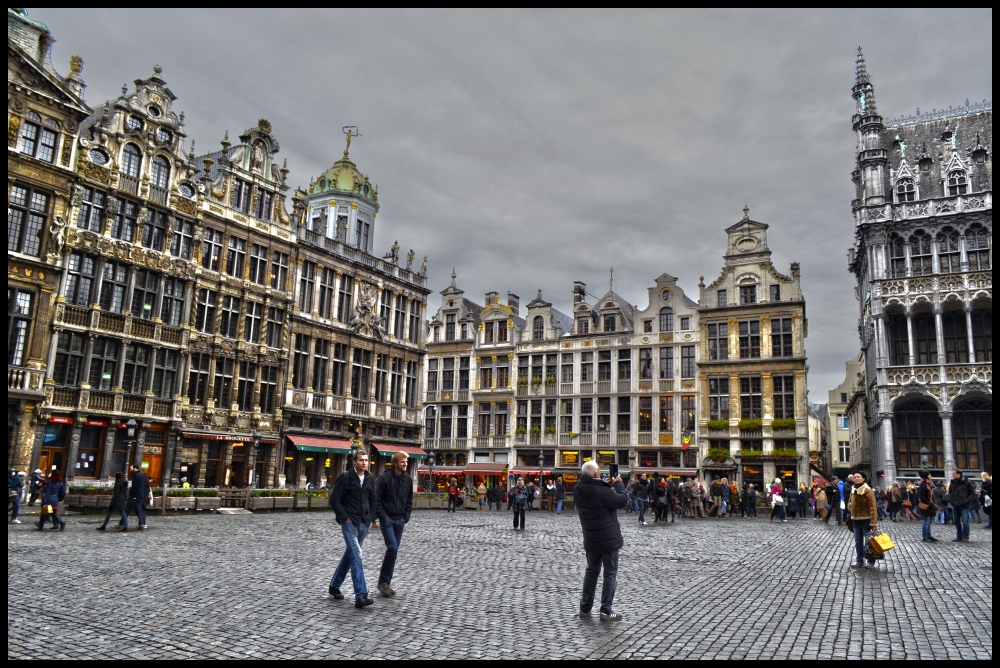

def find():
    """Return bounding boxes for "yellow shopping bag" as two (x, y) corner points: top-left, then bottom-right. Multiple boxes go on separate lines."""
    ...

(869, 532), (895, 555)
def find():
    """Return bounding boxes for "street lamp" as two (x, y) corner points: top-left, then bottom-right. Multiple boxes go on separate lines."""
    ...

(629, 451), (636, 480)
(919, 445), (929, 469)
(125, 419), (137, 476)
(251, 428), (262, 488)
(427, 451), (435, 498)
(538, 451), (545, 509)
(734, 450), (742, 496)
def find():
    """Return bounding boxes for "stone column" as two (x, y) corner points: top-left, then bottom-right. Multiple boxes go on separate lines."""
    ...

(292, 258), (304, 311)
(312, 265), (323, 316)
(905, 310), (915, 366)
(934, 307), (945, 367)
(163, 430), (179, 487)
(880, 412), (896, 486)
(31, 286), (55, 361)
(134, 423), (148, 468)
(79, 333), (97, 388)
(198, 439), (209, 487)
(727, 318), (738, 361)
(65, 418), (84, 482)
(122, 266), (138, 316)
(760, 316), (771, 359)
(98, 426), (117, 480)
(91, 257), (107, 309)
(965, 307), (976, 364)
(152, 274), (165, 322)
(182, 281), (195, 327)
(940, 410), (955, 481)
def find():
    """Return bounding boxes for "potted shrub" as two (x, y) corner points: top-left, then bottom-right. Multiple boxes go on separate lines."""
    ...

(706, 419), (730, 432)
(544, 425), (556, 436)
(515, 426), (527, 438)
(193, 488), (221, 511)
(517, 377), (528, 388)
(530, 426), (541, 437)
(531, 376), (543, 388)
(248, 490), (274, 510)
(772, 447), (799, 459)
(166, 489), (195, 510)
(740, 449), (765, 459)
(308, 490), (330, 508)
(294, 490), (309, 508)
(545, 374), (557, 386)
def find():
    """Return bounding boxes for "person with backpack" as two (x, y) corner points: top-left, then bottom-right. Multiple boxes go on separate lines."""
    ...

(948, 468), (977, 543)
(446, 478), (461, 513)
(36, 469), (66, 531)
(329, 449), (376, 608)
(511, 478), (528, 531)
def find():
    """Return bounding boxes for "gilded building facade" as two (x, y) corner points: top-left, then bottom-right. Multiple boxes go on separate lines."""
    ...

(847, 50), (992, 484)
(7, 8), (89, 472)
(698, 208), (810, 492)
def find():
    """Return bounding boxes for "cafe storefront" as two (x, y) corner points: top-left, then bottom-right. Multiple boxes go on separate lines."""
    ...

(463, 462), (507, 492)
(416, 466), (465, 493)
(372, 443), (428, 477)
(284, 435), (353, 488)
(180, 431), (281, 488)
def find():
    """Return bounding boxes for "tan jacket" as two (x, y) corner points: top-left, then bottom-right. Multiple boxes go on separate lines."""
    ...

(848, 484), (878, 524)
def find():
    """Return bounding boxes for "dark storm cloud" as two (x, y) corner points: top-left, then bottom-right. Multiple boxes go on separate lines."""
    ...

(37, 8), (992, 396)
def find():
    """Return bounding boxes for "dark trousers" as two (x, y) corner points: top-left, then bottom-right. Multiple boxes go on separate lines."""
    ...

(128, 498), (147, 526)
(637, 499), (648, 523)
(512, 506), (525, 530)
(100, 508), (128, 531)
(447, 497), (459, 512)
(38, 506), (65, 529)
(9, 497), (20, 521)
(954, 507), (971, 540)
(379, 517), (405, 585)
(824, 502), (842, 524)
(853, 518), (873, 565)
(580, 549), (619, 615)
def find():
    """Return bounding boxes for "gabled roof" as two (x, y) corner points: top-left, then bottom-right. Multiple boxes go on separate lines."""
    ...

(7, 39), (89, 114)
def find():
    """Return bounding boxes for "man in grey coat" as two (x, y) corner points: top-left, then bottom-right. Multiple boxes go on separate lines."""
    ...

(575, 460), (628, 621)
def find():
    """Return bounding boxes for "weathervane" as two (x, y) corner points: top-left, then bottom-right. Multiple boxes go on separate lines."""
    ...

(342, 126), (360, 156)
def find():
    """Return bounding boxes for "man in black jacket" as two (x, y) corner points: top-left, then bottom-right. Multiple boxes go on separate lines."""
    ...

(374, 452), (413, 598)
(329, 449), (376, 608)
(823, 477), (842, 525)
(949, 468), (976, 542)
(128, 465), (150, 531)
(633, 473), (651, 525)
(575, 460), (628, 621)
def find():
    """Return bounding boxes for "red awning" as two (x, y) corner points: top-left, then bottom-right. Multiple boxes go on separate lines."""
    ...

(372, 443), (429, 459)
(286, 435), (353, 453)
(463, 463), (508, 475)
(417, 466), (466, 475)
(182, 431), (280, 444)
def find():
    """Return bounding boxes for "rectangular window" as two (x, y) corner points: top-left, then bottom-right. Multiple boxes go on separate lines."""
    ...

(374, 354), (388, 403)
(225, 236), (246, 278)
(20, 122), (57, 162)
(141, 210), (168, 251)
(577, 317), (590, 334)
(332, 343), (348, 396)
(659, 396), (674, 432)
(440, 405), (453, 438)
(427, 358), (439, 392)
(680, 316), (690, 331)
(336, 273), (353, 322)
(248, 244), (268, 284)
(187, 353), (211, 405)
(213, 357), (235, 408)
(313, 339), (329, 391)
(445, 313), (456, 342)
(405, 361), (418, 406)
(739, 320), (761, 359)
(379, 290), (392, 333)
(111, 198), (138, 242)
(220, 296), (240, 339)
(408, 300), (420, 343)
(598, 351), (612, 381)
(77, 187), (106, 232)
(708, 322), (728, 360)
(603, 314), (617, 332)
(317, 268), (336, 319)
(292, 334), (310, 390)
(639, 396), (653, 432)
(122, 344), (151, 394)
(244, 301), (262, 343)
(88, 337), (121, 391)
(255, 189), (273, 221)
(457, 405), (469, 438)
(597, 397), (612, 433)
(390, 357), (403, 405)
(643, 320), (652, 333)
(771, 318), (793, 357)
(580, 398), (593, 433)
(837, 414), (849, 430)
(580, 352), (593, 382)
(195, 289), (217, 334)
(8, 288), (34, 366)
(709, 377), (730, 420)
(617, 349), (632, 381)
(265, 307), (285, 349)
(839, 441), (850, 463)
(773, 375), (795, 420)
(351, 349), (372, 398)
(770, 284), (781, 302)
(233, 179), (251, 213)
(740, 285), (757, 305)
(717, 289), (727, 307)
(64, 252), (96, 307)
(393, 295), (406, 339)
(260, 365), (278, 413)
(914, 313), (937, 364)
(98, 261), (129, 313)
(8, 185), (48, 256)
(170, 218), (193, 259)
(160, 277), (184, 327)
(298, 261), (315, 313)
(562, 352), (575, 383)
(152, 349), (177, 399)
(202, 228), (223, 271)
(497, 361), (511, 389)
(479, 360), (493, 390)
(53, 331), (86, 386)
(459, 356), (470, 390)
(236, 361), (257, 411)
(740, 376), (762, 419)
(659, 347), (674, 379)
(680, 346), (695, 378)
(355, 220), (370, 251)
(130, 269), (160, 320)
(681, 395), (696, 431)
(270, 251), (289, 291)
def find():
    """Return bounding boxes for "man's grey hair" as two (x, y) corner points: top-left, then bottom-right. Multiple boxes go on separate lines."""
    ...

(581, 460), (600, 478)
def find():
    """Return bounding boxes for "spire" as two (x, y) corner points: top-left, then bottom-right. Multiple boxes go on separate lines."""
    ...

(450, 268), (457, 288)
(855, 47), (868, 85)
(852, 47), (877, 115)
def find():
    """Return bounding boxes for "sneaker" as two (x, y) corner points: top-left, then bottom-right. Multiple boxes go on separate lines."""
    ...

(354, 596), (374, 609)
(329, 587), (344, 600)
(376, 583), (392, 598)
(599, 612), (622, 621)
(927, 536), (939, 542)
(850, 563), (865, 570)
(12, 519), (21, 524)
(961, 538), (970, 542)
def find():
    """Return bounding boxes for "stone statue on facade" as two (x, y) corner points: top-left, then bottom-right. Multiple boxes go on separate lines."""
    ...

(406, 249), (415, 271)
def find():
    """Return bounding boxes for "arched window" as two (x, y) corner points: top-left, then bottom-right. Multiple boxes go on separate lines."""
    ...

(941, 310), (969, 363)
(937, 229), (961, 273)
(151, 156), (170, 189)
(894, 399), (943, 469)
(953, 399), (990, 472)
(947, 170), (968, 196)
(896, 177), (915, 202)
(966, 224), (990, 271)
(532, 316), (544, 340)
(971, 308), (992, 362)
(122, 144), (142, 178)
(659, 307), (673, 332)
(909, 231), (932, 276)
(890, 235), (907, 277)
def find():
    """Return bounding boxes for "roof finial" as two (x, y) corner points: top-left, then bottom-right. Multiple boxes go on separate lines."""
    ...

(742, 205), (749, 222)
(221, 130), (230, 152)
(609, 267), (614, 292)
(450, 268), (457, 287)
(855, 47), (869, 85)
(342, 126), (360, 157)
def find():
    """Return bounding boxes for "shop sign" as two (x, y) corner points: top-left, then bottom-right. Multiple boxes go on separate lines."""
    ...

(562, 473), (579, 484)
(561, 451), (579, 465)
(144, 446), (164, 455)
(659, 434), (674, 445)
(779, 468), (796, 478)
(743, 466), (762, 475)
(85, 419), (108, 427)
(48, 416), (73, 424)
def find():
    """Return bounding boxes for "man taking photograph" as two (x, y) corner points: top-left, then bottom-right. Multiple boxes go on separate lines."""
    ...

(575, 460), (628, 621)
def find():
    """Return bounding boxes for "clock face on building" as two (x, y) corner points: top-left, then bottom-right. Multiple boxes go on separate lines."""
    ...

(661, 290), (671, 303)
(179, 183), (195, 198)
(89, 148), (109, 165)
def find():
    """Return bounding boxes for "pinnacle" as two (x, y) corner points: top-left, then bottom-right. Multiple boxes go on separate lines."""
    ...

(855, 46), (869, 85)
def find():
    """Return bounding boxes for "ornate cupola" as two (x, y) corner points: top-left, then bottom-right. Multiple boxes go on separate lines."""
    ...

(302, 126), (379, 253)
(851, 47), (889, 207)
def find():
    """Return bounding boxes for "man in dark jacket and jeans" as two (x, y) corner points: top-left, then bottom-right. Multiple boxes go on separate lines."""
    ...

(128, 465), (150, 531)
(329, 449), (376, 608)
(374, 452), (413, 598)
(575, 460), (628, 621)
(948, 468), (977, 542)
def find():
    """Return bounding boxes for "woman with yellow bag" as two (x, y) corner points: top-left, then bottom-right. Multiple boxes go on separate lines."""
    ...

(848, 471), (878, 570)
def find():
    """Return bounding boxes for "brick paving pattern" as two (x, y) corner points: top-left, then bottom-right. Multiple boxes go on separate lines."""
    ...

(7, 508), (992, 659)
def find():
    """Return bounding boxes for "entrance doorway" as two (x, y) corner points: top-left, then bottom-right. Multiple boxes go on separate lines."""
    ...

(141, 451), (163, 486)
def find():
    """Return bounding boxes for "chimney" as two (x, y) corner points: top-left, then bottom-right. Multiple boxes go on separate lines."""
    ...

(573, 281), (586, 304)
(507, 292), (520, 316)
(485, 291), (498, 306)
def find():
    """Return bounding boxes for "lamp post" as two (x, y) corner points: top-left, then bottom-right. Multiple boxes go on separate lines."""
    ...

(124, 419), (137, 477)
(427, 451), (435, 499)
(538, 451), (545, 509)
(734, 450), (742, 499)
(629, 451), (636, 480)
(250, 428), (261, 488)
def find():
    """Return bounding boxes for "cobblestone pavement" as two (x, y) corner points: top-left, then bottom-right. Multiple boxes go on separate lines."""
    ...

(7, 506), (992, 660)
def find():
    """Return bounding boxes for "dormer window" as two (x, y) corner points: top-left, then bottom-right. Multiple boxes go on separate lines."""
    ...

(739, 285), (757, 305)
(770, 285), (781, 302)
(126, 116), (144, 131)
(896, 177), (915, 202)
(433, 326), (440, 342)
(445, 314), (456, 341)
(577, 317), (590, 335)
(603, 314), (616, 332)
(947, 170), (968, 196)
(461, 323), (469, 340)
(533, 316), (545, 340)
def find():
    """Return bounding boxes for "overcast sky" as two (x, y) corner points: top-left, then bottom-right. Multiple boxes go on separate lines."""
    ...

(36, 8), (992, 399)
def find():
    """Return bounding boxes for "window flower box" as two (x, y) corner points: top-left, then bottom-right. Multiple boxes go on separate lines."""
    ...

(167, 496), (195, 510)
(272, 497), (294, 510)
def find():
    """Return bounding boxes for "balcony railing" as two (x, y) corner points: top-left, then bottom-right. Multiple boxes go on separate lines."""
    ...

(659, 379), (673, 392)
(616, 432), (631, 445)
(596, 381), (611, 394)
(8, 366), (44, 395)
(311, 393), (327, 410)
(148, 185), (168, 206)
(298, 228), (428, 288)
(618, 380), (632, 393)
(118, 174), (140, 195)
(350, 399), (370, 416)
(596, 433), (611, 446)
(54, 304), (185, 346)
(580, 382), (593, 394)
(579, 433), (593, 446)
(857, 192), (992, 225)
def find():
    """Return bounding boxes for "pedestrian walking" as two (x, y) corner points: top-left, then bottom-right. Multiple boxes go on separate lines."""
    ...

(847, 471), (878, 569)
(446, 478), (461, 513)
(917, 469), (937, 543)
(374, 451), (412, 598)
(948, 468), (977, 543)
(667, 478), (679, 522)
(8, 468), (24, 524)
(824, 477), (842, 525)
(709, 477), (724, 517)
(798, 483), (810, 518)
(815, 485), (828, 520)
(575, 460), (628, 621)
(97, 471), (130, 533)
(981, 472), (992, 530)
(526, 481), (536, 511)
(546, 479), (557, 512)
(932, 481), (947, 524)
(652, 476), (667, 522)
(744, 483), (758, 518)
(555, 477), (566, 515)
(127, 464), (150, 531)
(874, 485), (887, 521)
(634, 473), (650, 525)
(511, 478), (528, 531)
(900, 483), (915, 522)
(28, 469), (43, 506)
(785, 485), (799, 519)
(730, 480), (741, 518)
(720, 477), (731, 517)
(36, 470), (66, 531)
(769, 479), (786, 523)
(329, 449), (376, 608)
(477, 482), (487, 511)
(969, 485), (982, 524)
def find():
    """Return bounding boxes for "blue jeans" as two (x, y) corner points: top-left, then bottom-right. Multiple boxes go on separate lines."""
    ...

(379, 518), (405, 586)
(922, 512), (933, 540)
(556, 499), (563, 514)
(9, 498), (20, 520)
(853, 518), (873, 565)
(580, 549), (619, 615)
(936, 508), (946, 524)
(330, 520), (369, 599)
(954, 507), (970, 540)
(128, 498), (146, 527)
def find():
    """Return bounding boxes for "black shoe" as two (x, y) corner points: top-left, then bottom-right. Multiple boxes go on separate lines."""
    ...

(355, 596), (374, 609)
(329, 587), (344, 599)
(59, 523), (66, 531)
(927, 536), (939, 542)
(96, 526), (106, 531)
